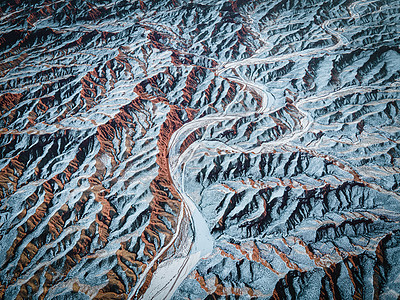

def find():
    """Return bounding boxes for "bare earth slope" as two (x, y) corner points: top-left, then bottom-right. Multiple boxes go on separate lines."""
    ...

(0, 0), (399, 299)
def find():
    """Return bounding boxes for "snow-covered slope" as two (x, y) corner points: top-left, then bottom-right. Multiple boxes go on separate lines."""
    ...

(0, 0), (399, 299)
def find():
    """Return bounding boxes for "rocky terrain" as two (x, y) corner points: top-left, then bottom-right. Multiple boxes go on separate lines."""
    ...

(0, 0), (399, 299)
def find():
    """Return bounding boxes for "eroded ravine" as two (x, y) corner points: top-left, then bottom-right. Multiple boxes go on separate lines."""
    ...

(1, 0), (399, 299)
(135, 16), (351, 297)
(132, 72), (279, 299)
(136, 4), (400, 297)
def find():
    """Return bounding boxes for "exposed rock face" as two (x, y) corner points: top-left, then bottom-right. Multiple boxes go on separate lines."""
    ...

(0, 0), (399, 299)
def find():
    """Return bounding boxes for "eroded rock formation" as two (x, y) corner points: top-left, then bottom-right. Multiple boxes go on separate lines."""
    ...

(0, 0), (399, 299)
